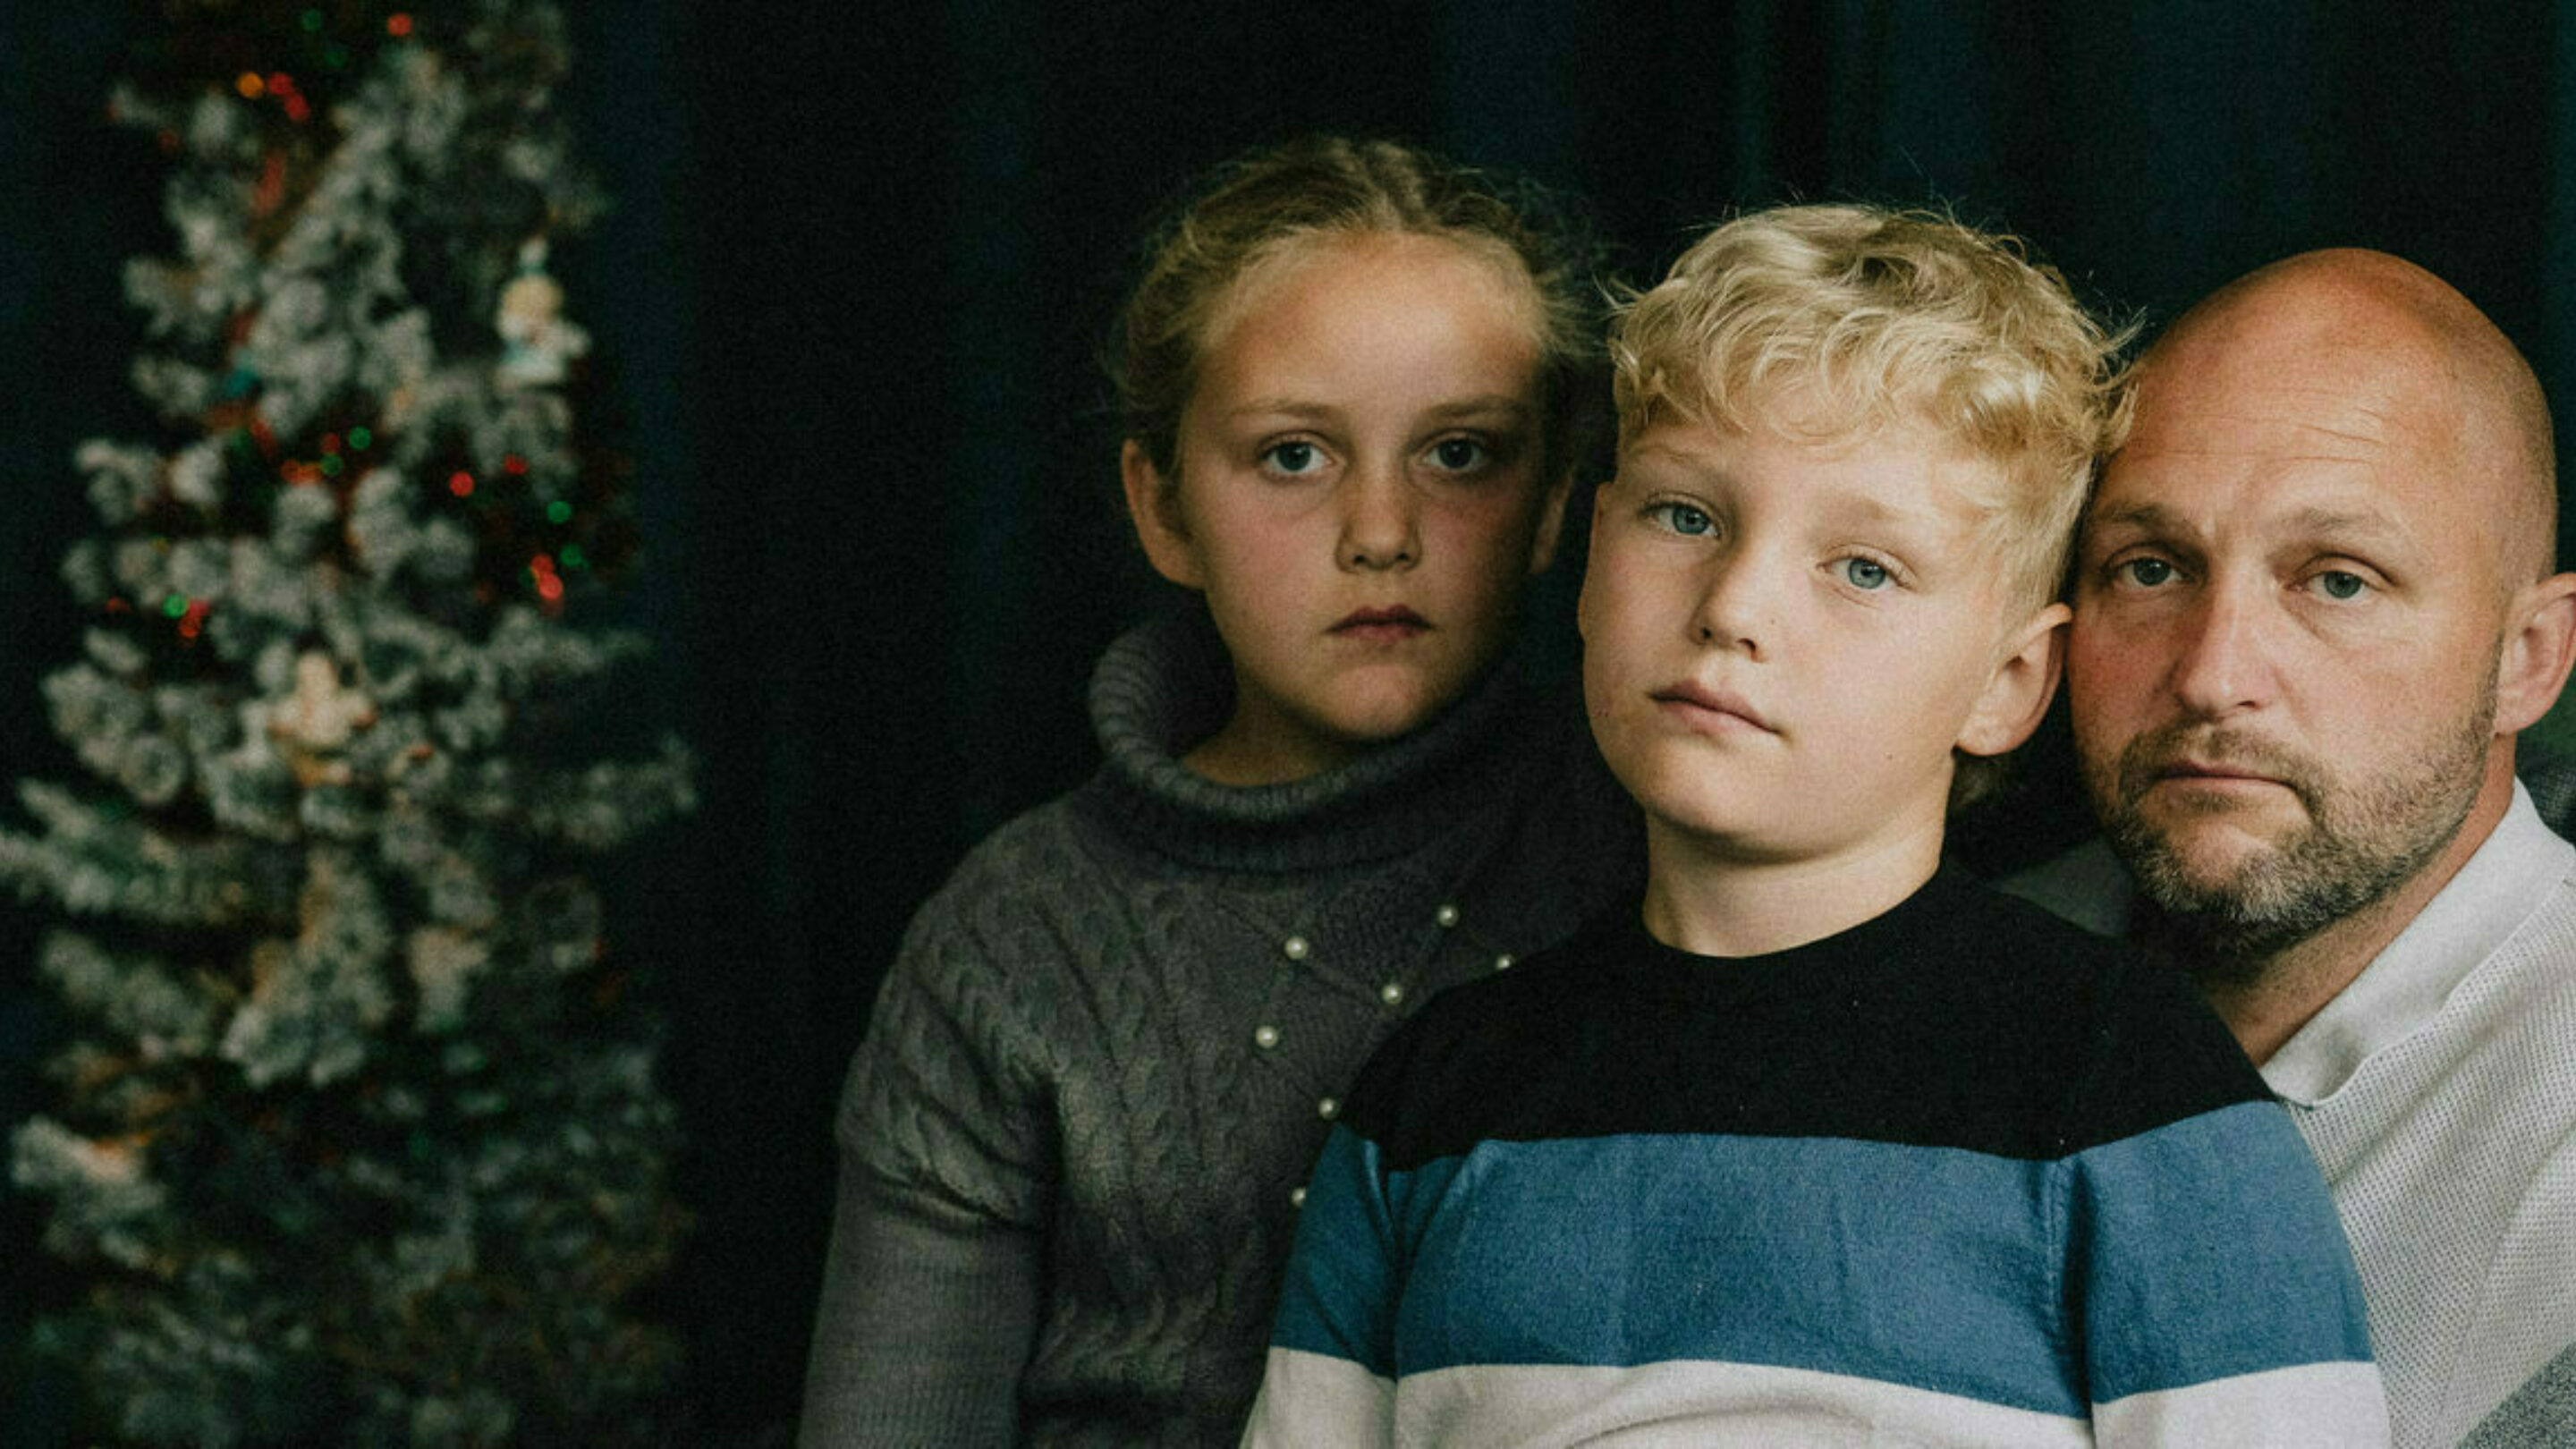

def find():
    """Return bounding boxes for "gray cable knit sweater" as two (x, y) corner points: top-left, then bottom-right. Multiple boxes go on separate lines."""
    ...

(798, 614), (1642, 1448)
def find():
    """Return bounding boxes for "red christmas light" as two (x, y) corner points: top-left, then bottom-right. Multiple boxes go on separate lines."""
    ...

(253, 151), (287, 217)
(530, 553), (565, 611)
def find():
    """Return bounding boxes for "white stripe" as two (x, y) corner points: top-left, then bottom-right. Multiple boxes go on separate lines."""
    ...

(1240, 1346), (1393, 1448)
(1394, 1358), (2092, 1447)
(1247, 1350), (2390, 1446)
(2093, 1360), (2390, 1447)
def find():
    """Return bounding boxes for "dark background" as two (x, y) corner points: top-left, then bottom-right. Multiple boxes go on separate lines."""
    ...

(5, 3), (2573, 1442)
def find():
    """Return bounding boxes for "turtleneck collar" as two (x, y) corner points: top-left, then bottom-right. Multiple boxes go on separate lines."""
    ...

(1078, 611), (1553, 875)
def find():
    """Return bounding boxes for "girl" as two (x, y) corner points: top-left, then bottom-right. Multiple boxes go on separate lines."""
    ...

(797, 136), (1640, 1447)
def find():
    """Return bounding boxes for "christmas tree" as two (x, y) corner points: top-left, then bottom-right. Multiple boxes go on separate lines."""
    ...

(4, 3), (694, 1443)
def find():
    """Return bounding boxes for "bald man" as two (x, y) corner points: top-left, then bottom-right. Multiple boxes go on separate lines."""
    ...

(2012, 249), (2576, 1446)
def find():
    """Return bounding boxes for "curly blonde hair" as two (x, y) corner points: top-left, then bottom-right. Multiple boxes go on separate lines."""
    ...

(1613, 204), (2133, 621)
(1612, 204), (2134, 809)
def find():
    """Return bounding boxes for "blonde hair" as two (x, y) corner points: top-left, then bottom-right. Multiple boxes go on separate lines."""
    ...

(1613, 204), (2134, 809)
(1614, 204), (2132, 619)
(1114, 136), (1606, 487)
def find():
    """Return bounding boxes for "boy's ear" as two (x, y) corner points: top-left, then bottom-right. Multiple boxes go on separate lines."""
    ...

(1957, 602), (2070, 758)
(1121, 440), (1205, 590)
(2496, 572), (2576, 735)
(1525, 466), (1577, 575)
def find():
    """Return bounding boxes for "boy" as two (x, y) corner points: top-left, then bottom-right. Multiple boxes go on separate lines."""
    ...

(1238, 206), (2389, 1446)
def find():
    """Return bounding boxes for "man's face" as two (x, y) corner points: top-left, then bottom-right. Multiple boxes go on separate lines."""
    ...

(2066, 334), (2508, 960)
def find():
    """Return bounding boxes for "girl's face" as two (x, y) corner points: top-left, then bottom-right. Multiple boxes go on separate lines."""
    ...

(1123, 233), (1569, 786)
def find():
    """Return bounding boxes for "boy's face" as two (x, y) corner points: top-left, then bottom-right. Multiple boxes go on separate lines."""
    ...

(1124, 233), (1567, 784)
(1580, 399), (2060, 870)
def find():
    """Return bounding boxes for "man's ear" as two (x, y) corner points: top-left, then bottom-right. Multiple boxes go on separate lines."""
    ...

(2496, 572), (2576, 734)
(1121, 439), (1204, 589)
(1525, 466), (1576, 576)
(1958, 602), (2070, 758)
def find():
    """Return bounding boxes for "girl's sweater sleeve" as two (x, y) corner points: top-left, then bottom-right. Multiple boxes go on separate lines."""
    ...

(798, 886), (1058, 1449)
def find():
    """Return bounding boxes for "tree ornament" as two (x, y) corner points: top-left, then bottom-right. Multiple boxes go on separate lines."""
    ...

(495, 236), (588, 388)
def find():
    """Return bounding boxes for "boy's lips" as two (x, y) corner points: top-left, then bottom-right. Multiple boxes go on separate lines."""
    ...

(1650, 681), (1777, 734)
(1331, 606), (1430, 640)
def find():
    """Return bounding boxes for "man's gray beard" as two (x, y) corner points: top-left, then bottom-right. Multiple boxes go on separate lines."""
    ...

(2088, 693), (2494, 978)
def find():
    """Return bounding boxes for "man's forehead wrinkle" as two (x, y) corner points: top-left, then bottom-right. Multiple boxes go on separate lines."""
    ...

(2125, 402), (2400, 460)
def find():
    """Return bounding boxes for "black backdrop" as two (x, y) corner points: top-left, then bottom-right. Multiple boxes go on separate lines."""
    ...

(5, 4), (2573, 1442)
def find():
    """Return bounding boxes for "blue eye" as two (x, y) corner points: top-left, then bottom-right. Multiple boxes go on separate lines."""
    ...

(1841, 557), (1890, 590)
(2315, 571), (2368, 600)
(1263, 441), (1324, 475)
(2116, 557), (2177, 588)
(1428, 437), (1489, 471)
(1649, 503), (1714, 537)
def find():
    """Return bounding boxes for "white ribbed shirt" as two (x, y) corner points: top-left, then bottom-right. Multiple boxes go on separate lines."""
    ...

(2264, 785), (2576, 1447)
(2005, 784), (2576, 1447)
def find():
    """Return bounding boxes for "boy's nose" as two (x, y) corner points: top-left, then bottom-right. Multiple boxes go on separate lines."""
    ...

(1691, 555), (1773, 660)
(1338, 473), (1419, 572)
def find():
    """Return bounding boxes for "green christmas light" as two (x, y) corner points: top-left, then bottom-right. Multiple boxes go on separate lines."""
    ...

(300, 8), (325, 31)
(546, 501), (572, 524)
(161, 594), (189, 619)
(349, 427), (373, 450)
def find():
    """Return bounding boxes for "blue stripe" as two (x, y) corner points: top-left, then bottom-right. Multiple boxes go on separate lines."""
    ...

(1275, 1103), (2371, 1419)
(2072, 1100), (2376, 1399)
(1388, 1130), (2083, 1415)
(1271, 1128), (1446, 1376)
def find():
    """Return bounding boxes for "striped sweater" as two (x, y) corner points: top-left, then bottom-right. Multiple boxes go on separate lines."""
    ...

(1242, 868), (2389, 1446)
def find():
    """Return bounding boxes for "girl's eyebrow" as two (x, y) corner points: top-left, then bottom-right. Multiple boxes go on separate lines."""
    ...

(1420, 395), (1534, 422)
(1225, 395), (1534, 424)
(1224, 399), (1341, 421)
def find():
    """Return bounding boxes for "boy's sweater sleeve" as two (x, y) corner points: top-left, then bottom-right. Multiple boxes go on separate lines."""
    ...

(2062, 959), (2392, 1447)
(798, 895), (1055, 1449)
(1239, 1124), (1399, 1447)
(2072, 1098), (2389, 1445)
